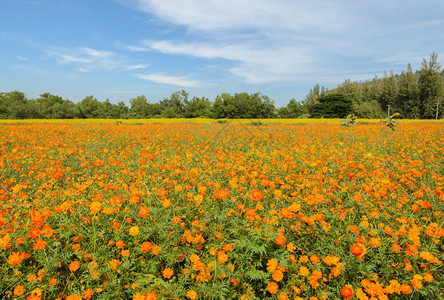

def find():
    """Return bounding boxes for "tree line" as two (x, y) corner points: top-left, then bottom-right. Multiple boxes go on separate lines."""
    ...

(1, 53), (442, 119)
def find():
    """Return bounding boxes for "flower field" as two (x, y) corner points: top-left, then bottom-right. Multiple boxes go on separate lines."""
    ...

(0, 122), (443, 299)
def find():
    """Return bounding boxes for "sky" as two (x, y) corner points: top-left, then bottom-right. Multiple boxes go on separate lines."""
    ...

(0, 0), (443, 107)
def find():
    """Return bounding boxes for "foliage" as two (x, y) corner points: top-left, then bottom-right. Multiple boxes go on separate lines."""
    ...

(0, 122), (443, 299)
(1, 53), (443, 120)
(341, 114), (357, 127)
(384, 112), (400, 130)
(308, 93), (353, 118)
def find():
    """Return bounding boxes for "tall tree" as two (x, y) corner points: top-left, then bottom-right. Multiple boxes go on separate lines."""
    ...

(303, 83), (321, 105)
(36, 93), (76, 119)
(0, 91), (39, 119)
(76, 96), (102, 118)
(160, 90), (188, 117)
(378, 71), (398, 115)
(396, 64), (419, 118)
(418, 52), (442, 118)
(279, 98), (307, 118)
(183, 96), (212, 118)
(129, 95), (149, 118)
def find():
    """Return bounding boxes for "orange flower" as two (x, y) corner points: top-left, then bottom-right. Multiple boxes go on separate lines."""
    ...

(369, 237), (381, 248)
(392, 243), (401, 252)
(186, 290), (197, 299)
(323, 255), (340, 266)
(48, 277), (57, 286)
(89, 201), (101, 214)
(8, 251), (25, 266)
(351, 243), (366, 257)
(267, 258), (278, 272)
(245, 208), (256, 218)
(275, 235), (286, 246)
(300, 255), (309, 263)
(13, 284), (25, 296)
(83, 288), (93, 300)
(423, 273), (433, 282)
(411, 275), (423, 289)
(141, 241), (153, 253)
(267, 282), (279, 294)
(121, 249), (130, 257)
(109, 259), (121, 271)
(272, 269), (284, 282)
(33, 239), (46, 250)
(400, 284), (412, 294)
(163, 267), (174, 279)
(69, 261), (80, 272)
(138, 206), (150, 218)
(217, 251), (228, 264)
(152, 245), (161, 256)
(299, 266), (309, 277)
(222, 244), (233, 252)
(66, 295), (82, 300)
(115, 240), (126, 249)
(341, 286), (353, 299)
(310, 255), (320, 264)
(112, 221), (120, 231)
(331, 266), (341, 277)
(250, 189), (263, 201)
(0, 234), (12, 250)
(172, 216), (182, 224)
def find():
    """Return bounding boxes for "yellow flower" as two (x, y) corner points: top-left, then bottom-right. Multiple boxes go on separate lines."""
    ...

(129, 226), (139, 236)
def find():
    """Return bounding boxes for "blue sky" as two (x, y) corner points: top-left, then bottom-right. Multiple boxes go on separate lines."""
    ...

(0, 0), (443, 107)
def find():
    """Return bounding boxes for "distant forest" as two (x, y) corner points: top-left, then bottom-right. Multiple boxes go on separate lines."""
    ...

(1, 53), (443, 119)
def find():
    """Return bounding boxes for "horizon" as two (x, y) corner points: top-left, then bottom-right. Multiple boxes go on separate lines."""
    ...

(1, 0), (443, 106)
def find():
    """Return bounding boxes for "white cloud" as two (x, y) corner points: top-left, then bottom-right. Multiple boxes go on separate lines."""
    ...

(127, 45), (150, 52)
(16, 55), (30, 61)
(126, 63), (148, 70)
(127, 0), (444, 86)
(44, 46), (122, 71)
(135, 0), (350, 33)
(135, 73), (198, 87)
(130, 0), (355, 83)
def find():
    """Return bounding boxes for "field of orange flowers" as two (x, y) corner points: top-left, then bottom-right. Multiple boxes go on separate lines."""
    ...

(0, 122), (443, 299)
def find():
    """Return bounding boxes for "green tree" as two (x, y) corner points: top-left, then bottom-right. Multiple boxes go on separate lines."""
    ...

(279, 99), (307, 118)
(378, 71), (398, 114)
(308, 93), (353, 118)
(146, 103), (163, 118)
(303, 83), (322, 105)
(396, 64), (419, 118)
(418, 52), (442, 118)
(0, 91), (40, 119)
(98, 99), (126, 119)
(36, 93), (76, 119)
(160, 90), (188, 117)
(351, 100), (384, 119)
(75, 96), (102, 118)
(184, 96), (212, 118)
(117, 101), (129, 119)
(129, 95), (149, 118)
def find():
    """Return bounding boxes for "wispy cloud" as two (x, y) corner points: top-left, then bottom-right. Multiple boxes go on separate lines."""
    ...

(127, 0), (444, 86)
(127, 45), (150, 52)
(125, 63), (148, 70)
(128, 0), (356, 83)
(16, 55), (30, 61)
(135, 73), (198, 87)
(44, 46), (123, 72)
